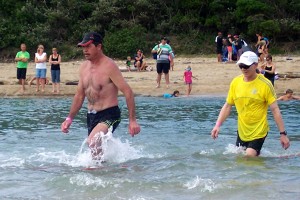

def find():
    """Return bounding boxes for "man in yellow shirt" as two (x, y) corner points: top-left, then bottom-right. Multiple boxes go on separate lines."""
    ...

(211, 51), (290, 157)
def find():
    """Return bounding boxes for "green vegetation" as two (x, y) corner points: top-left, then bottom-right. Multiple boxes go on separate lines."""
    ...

(0, 0), (299, 61)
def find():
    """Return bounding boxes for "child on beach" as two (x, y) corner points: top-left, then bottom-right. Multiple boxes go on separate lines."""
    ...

(163, 90), (180, 98)
(183, 66), (197, 96)
(126, 56), (131, 72)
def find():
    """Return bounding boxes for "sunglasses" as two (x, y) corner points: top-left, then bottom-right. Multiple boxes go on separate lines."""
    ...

(238, 63), (254, 69)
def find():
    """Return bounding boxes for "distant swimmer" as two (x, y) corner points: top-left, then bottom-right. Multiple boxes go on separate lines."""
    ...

(277, 89), (300, 101)
(211, 51), (290, 157)
(61, 32), (141, 160)
(163, 90), (180, 98)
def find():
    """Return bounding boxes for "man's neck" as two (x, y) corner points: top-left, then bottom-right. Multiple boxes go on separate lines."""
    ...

(244, 74), (257, 82)
(89, 52), (104, 64)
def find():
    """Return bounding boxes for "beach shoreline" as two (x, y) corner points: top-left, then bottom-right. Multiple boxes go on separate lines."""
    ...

(1, 56), (299, 98)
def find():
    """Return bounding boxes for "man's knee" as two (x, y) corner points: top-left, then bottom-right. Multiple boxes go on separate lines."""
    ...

(245, 148), (258, 157)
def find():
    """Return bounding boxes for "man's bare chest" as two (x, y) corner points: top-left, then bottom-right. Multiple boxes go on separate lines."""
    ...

(82, 70), (111, 89)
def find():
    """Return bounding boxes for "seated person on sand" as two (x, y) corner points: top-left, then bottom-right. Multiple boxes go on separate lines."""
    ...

(163, 90), (180, 98)
(277, 89), (300, 101)
(134, 49), (147, 71)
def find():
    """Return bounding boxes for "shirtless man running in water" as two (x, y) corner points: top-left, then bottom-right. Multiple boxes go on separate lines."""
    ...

(61, 32), (141, 159)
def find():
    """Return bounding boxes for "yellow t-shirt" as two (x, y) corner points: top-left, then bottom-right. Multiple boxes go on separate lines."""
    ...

(226, 74), (276, 141)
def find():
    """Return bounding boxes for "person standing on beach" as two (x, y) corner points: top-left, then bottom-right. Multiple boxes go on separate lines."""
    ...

(226, 34), (233, 62)
(151, 36), (173, 88)
(233, 35), (243, 61)
(261, 54), (276, 86)
(183, 66), (197, 96)
(211, 51), (290, 157)
(216, 32), (223, 62)
(34, 44), (47, 92)
(61, 32), (141, 159)
(49, 48), (61, 93)
(166, 39), (175, 71)
(15, 43), (30, 93)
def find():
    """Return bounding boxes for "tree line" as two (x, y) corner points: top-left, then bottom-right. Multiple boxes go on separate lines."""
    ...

(0, 0), (299, 61)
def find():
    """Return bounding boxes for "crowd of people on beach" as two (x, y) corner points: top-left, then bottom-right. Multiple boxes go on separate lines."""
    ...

(215, 31), (269, 63)
(15, 43), (61, 93)
(215, 32), (282, 87)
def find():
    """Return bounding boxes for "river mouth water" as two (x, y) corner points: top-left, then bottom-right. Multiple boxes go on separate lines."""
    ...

(0, 97), (299, 200)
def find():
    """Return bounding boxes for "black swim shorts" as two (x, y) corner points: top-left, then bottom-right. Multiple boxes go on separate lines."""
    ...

(236, 131), (267, 156)
(87, 106), (121, 136)
(216, 47), (223, 54)
(156, 62), (170, 74)
(17, 68), (27, 79)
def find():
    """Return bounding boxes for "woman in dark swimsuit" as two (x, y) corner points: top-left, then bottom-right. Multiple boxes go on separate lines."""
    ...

(262, 54), (276, 86)
(49, 48), (61, 93)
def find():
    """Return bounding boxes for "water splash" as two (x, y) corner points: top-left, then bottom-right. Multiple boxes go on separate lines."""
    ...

(184, 176), (218, 192)
(0, 157), (25, 168)
(261, 148), (300, 158)
(70, 174), (108, 187)
(28, 130), (144, 168)
(199, 149), (216, 155)
(223, 144), (246, 155)
(75, 130), (143, 165)
(223, 144), (300, 158)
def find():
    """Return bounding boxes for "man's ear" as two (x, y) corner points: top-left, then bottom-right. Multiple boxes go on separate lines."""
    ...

(96, 43), (102, 50)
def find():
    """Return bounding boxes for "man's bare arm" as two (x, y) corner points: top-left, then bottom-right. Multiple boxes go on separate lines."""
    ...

(211, 102), (232, 139)
(292, 95), (300, 100)
(277, 95), (285, 101)
(61, 65), (86, 133)
(110, 65), (136, 121)
(67, 65), (86, 118)
(109, 63), (140, 136)
(269, 101), (290, 150)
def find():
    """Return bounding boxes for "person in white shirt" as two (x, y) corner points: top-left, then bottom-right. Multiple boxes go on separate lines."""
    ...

(34, 44), (47, 92)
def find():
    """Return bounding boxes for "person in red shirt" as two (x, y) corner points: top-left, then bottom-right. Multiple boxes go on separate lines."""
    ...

(183, 66), (198, 96)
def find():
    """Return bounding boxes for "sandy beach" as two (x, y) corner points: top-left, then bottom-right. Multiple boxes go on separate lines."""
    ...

(0, 55), (299, 97)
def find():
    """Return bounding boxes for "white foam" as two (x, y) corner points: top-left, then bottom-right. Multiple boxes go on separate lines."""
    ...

(69, 173), (134, 188)
(222, 144), (300, 158)
(260, 148), (300, 158)
(69, 174), (108, 187)
(27, 130), (145, 168)
(0, 157), (25, 168)
(223, 144), (246, 155)
(184, 176), (218, 192)
(199, 149), (216, 155)
(4, 130), (155, 170)
(76, 130), (143, 164)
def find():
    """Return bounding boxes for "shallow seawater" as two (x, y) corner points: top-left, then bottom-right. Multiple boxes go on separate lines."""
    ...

(0, 97), (299, 200)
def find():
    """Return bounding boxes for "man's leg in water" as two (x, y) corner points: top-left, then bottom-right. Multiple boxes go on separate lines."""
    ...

(87, 123), (109, 160)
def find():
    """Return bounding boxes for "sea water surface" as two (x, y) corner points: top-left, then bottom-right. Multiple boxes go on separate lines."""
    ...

(0, 96), (299, 200)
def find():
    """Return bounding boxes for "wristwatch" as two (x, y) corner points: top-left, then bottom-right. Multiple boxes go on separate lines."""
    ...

(280, 130), (287, 136)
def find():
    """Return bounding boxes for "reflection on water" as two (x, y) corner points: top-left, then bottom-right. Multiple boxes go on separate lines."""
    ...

(0, 97), (299, 199)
